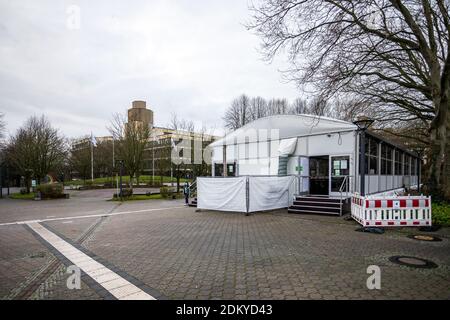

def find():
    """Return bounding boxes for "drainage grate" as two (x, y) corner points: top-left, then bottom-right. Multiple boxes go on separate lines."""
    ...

(407, 234), (442, 242)
(389, 256), (438, 269)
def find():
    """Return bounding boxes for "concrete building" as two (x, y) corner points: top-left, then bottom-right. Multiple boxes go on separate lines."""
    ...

(69, 100), (219, 181)
(126, 100), (218, 179)
(127, 100), (153, 127)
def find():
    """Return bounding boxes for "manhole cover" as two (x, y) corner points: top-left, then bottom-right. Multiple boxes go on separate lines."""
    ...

(389, 255), (438, 269)
(408, 234), (442, 242)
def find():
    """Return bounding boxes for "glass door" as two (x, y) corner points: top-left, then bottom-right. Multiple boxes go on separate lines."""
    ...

(309, 156), (329, 195)
(330, 156), (350, 195)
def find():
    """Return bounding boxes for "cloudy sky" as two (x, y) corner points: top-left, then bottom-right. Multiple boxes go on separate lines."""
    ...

(0, 0), (301, 138)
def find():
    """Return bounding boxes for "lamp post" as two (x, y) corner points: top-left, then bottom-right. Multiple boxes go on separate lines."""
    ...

(413, 147), (423, 193)
(6, 165), (10, 196)
(353, 118), (374, 196)
(117, 159), (124, 201)
(0, 163), (3, 199)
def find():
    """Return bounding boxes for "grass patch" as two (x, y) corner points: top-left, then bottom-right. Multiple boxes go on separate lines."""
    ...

(432, 202), (450, 227)
(67, 175), (189, 187)
(110, 192), (184, 201)
(9, 192), (36, 200)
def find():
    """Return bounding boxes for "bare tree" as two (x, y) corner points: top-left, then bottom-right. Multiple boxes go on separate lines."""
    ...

(267, 98), (289, 115)
(249, 0), (450, 199)
(289, 98), (309, 114)
(7, 115), (66, 192)
(69, 136), (91, 183)
(249, 96), (268, 120)
(223, 94), (251, 130)
(168, 113), (196, 192)
(0, 113), (5, 141)
(108, 113), (150, 191)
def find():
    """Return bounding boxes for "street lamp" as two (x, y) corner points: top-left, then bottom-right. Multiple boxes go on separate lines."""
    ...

(353, 118), (374, 196)
(116, 159), (124, 200)
(413, 147), (424, 193)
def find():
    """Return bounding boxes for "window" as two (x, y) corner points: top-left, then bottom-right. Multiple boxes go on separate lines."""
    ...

(404, 154), (411, 175)
(381, 144), (393, 175)
(359, 136), (379, 175)
(394, 149), (402, 175)
(411, 158), (417, 176)
(367, 137), (378, 174)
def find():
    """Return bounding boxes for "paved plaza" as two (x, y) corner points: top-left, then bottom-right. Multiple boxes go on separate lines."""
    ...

(0, 190), (449, 300)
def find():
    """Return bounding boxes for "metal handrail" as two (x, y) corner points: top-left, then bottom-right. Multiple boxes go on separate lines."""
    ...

(338, 175), (353, 216)
(188, 180), (197, 199)
(286, 175), (299, 207)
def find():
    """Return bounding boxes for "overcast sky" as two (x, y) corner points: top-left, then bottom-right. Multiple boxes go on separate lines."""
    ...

(0, 0), (301, 138)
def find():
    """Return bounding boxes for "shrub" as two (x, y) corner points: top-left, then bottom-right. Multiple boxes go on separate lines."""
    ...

(160, 186), (171, 199)
(36, 183), (64, 199)
(20, 188), (28, 195)
(432, 202), (450, 227)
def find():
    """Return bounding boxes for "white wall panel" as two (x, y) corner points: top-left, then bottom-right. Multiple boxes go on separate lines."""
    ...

(308, 132), (355, 156)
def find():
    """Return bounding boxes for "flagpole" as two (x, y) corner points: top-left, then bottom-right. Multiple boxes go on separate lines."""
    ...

(91, 133), (94, 182)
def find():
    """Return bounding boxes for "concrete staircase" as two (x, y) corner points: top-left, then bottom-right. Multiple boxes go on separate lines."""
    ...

(288, 195), (345, 216)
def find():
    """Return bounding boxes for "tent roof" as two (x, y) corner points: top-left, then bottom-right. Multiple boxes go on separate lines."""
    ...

(210, 114), (357, 147)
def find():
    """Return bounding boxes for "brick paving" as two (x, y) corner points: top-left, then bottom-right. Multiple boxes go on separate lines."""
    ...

(0, 192), (449, 300)
(0, 225), (54, 299)
(84, 208), (450, 300)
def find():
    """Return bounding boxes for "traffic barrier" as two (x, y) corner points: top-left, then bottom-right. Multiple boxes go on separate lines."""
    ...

(351, 194), (431, 227)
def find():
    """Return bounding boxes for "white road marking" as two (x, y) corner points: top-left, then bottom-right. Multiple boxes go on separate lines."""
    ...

(27, 222), (155, 300)
(0, 206), (185, 227)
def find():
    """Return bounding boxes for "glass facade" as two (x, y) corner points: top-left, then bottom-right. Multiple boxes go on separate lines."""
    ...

(380, 144), (393, 175)
(359, 134), (418, 179)
(360, 136), (379, 175)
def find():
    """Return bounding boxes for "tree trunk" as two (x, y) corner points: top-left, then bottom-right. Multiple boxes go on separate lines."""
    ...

(427, 99), (449, 201)
(444, 121), (450, 200)
(25, 176), (31, 194)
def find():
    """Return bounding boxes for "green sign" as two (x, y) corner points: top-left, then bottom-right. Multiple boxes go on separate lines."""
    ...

(295, 166), (303, 173)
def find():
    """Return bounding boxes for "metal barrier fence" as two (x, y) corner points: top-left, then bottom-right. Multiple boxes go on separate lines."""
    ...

(351, 193), (432, 227)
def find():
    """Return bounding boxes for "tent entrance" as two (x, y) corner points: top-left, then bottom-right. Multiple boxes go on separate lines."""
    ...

(309, 155), (329, 195)
(214, 162), (236, 177)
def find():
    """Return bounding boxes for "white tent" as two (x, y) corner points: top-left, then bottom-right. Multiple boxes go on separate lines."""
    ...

(209, 114), (419, 197)
(210, 114), (357, 147)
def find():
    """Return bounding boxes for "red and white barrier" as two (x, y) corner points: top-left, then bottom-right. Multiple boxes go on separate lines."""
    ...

(351, 194), (432, 227)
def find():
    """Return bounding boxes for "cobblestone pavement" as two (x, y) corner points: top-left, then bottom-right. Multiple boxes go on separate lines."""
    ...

(0, 221), (101, 300)
(0, 194), (449, 300)
(84, 208), (450, 300)
(0, 224), (53, 299)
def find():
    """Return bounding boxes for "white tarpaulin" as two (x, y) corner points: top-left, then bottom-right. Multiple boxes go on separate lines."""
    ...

(197, 177), (247, 212)
(248, 176), (295, 212)
(278, 138), (297, 156)
(198, 176), (296, 213)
